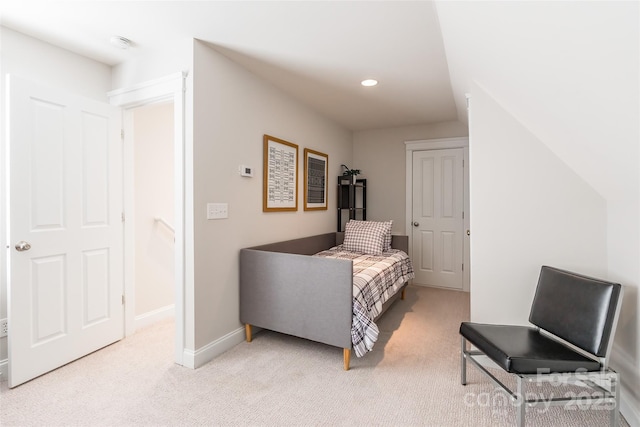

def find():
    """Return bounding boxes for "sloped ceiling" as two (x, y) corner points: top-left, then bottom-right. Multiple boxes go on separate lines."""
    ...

(0, 0), (458, 131)
(2, 0), (636, 171)
(436, 0), (639, 198)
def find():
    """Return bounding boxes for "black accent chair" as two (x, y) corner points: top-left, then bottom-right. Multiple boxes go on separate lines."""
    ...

(460, 266), (623, 426)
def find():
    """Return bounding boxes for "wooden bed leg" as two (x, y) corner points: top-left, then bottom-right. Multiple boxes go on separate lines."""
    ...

(343, 348), (351, 371)
(401, 287), (406, 300)
(245, 324), (252, 343)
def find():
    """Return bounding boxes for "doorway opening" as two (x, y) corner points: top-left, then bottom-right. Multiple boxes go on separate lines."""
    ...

(128, 102), (175, 331)
(109, 72), (187, 366)
(405, 137), (470, 292)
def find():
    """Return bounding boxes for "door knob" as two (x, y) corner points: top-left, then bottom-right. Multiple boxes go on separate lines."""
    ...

(15, 241), (31, 252)
(467, 230), (470, 236)
(413, 222), (419, 227)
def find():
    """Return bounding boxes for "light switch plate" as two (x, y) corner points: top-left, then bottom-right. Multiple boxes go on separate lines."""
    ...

(207, 203), (228, 219)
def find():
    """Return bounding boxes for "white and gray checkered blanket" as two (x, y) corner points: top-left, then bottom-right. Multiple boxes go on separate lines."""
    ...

(313, 245), (415, 357)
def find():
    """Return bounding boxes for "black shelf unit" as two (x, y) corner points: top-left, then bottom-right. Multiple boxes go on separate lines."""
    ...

(337, 176), (366, 231)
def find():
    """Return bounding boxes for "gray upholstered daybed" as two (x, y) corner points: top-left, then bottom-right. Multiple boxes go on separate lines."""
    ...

(239, 229), (414, 370)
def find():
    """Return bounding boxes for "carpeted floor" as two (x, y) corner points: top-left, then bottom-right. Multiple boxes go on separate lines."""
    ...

(0, 285), (628, 426)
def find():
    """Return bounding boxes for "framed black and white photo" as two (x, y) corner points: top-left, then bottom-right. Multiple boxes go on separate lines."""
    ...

(303, 148), (328, 211)
(263, 134), (298, 212)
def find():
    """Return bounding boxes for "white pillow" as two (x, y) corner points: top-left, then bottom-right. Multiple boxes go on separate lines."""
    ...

(343, 220), (392, 255)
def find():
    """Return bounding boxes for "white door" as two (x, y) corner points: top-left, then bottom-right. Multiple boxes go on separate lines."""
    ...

(7, 75), (123, 387)
(411, 148), (464, 289)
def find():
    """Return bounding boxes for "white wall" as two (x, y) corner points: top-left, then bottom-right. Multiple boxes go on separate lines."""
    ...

(353, 121), (468, 233)
(469, 82), (640, 423)
(469, 83), (608, 323)
(111, 40), (192, 93)
(111, 39), (196, 350)
(437, 2), (640, 421)
(0, 27), (112, 101)
(0, 27), (113, 375)
(133, 103), (175, 318)
(436, 2), (639, 200)
(191, 41), (353, 352)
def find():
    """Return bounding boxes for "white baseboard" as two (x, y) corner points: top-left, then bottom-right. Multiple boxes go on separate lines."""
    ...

(0, 358), (7, 382)
(613, 344), (640, 427)
(182, 326), (246, 369)
(134, 304), (175, 331)
(621, 388), (640, 427)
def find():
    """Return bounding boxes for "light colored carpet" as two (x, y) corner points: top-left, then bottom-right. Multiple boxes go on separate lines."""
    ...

(0, 285), (628, 426)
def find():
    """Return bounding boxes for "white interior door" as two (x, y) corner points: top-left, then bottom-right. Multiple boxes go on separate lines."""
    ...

(7, 75), (123, 387)
(411, 148), (464, 289)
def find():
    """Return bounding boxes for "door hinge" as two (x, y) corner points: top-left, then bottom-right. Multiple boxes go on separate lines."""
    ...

(462, 263), (464, 271)
(121, 212), (125, 222)
(122, 295), (125, 305)
(121, 129), (124, 140)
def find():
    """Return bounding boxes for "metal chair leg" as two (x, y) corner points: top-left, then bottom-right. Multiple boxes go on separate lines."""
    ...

(611, 371), (620, 426)
(516, 375), (526, 427)
(461, 336), (467, 385)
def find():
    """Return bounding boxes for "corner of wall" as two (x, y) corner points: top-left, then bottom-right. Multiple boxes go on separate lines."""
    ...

(468, 82), (608, 323)
(613, 343), (640, 426)
(182, 326), (246, 369)
(469, 81), (639, 425)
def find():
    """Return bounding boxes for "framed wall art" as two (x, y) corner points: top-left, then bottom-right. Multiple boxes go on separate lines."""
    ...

(263, 134), (298, 212)
(303, 148), (328, 211)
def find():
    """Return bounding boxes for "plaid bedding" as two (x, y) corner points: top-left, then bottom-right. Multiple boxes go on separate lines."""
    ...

(313, 245), (415, 357)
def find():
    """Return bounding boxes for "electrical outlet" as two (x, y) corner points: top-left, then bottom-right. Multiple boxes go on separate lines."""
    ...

(0, 319), (7, 338)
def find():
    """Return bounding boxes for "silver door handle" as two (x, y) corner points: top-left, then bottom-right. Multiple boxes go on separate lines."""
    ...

(413, 222), (419, 227)
(15, 241), (31, 252)
(467, 230), (470, 236)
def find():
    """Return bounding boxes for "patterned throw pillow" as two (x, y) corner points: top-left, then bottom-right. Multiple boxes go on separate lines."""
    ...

(382, 220), (393, 251)
(346, 220), (393, 251)
(343, 220), (393, 255)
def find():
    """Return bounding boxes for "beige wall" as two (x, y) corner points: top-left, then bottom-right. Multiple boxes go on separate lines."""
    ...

(112, 39), (354, 356)
(133, 103), (175, 317)
(352, 121), (468, 233)
(192, 41), (352, 349)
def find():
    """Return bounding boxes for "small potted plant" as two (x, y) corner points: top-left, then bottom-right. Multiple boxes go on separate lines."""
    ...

(341, 164), (361, 184)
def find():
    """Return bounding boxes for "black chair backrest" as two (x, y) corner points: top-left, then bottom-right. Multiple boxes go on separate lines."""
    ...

(529, 266), (621, 357)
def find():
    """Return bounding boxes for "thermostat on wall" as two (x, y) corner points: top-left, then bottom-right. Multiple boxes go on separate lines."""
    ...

(239, 165), (253, 177)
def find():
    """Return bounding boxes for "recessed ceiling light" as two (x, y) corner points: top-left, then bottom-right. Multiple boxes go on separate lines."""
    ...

(361, 79), (378, 87)
(110, 36), (131, 50)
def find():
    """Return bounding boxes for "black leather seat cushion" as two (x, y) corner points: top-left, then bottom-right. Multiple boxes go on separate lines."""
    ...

(460, 322), (602, 374)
